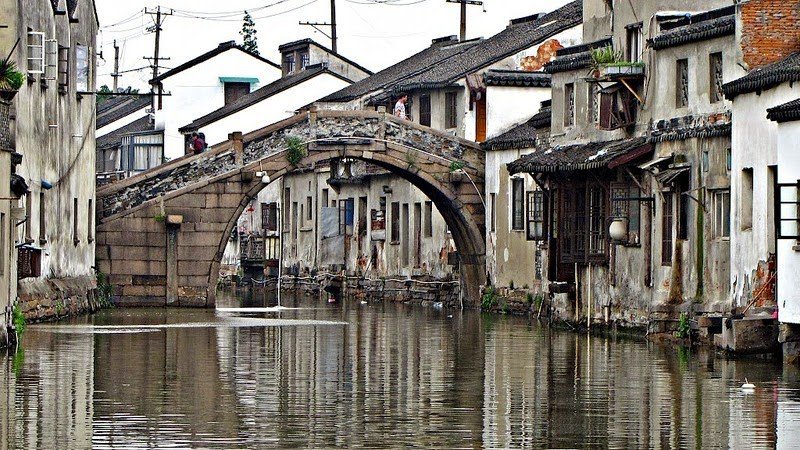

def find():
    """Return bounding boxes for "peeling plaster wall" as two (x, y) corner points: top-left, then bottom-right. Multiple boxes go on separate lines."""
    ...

(730, 84), (800, 307)
(6, 0), (99, 321)
(485, 86), (550, 139)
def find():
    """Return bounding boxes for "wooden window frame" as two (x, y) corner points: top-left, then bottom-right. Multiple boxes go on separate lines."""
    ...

(527, 190), (547, 241)
(662, 191), (674, 266)
(610, 182), (642, 246)
(676, 58), (689, 108)
(27, 31), (45, 74)
(564, 83), (575, 127)
(713, 189), (731, 239)
(424, 201), (433, 238)
(419, 94), (432, 127)
(57, 44), (69, 93)
(511, 178), (525, 231)
(390, 201), (400, 244)
(445, 92), (458, 129)
(709, 52), (723, 104)
(777, 182), (800, 240)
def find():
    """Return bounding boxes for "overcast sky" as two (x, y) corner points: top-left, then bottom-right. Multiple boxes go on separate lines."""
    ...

(95, 0), (571, 90)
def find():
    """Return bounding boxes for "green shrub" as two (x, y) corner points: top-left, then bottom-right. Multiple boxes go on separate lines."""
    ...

(286, 136), (307, 166)
(481, 287), (497, 310)
(96, 269), (114, 308)
(0, 59), (24, 91)
(154, 213), (166, 222)
(449, 160), (465, 172)
(12, 303), (25, 335)
(677, 313), (690, 339)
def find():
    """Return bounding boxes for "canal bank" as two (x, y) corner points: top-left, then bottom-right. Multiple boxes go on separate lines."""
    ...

(264, 276), (784, 360)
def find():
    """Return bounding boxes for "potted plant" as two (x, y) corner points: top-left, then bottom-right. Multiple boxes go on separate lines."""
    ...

(1, 41), (24, 101)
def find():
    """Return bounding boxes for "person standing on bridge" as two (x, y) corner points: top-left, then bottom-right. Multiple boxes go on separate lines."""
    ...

(394, 94), (408, 120)
(190, 132), (205, 156)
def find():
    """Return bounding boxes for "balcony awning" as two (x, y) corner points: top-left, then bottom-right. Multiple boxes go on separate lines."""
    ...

(655, 166), (691, 184)
(508, 137), (652, 174)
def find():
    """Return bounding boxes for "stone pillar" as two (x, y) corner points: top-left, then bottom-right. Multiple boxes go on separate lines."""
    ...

(229, 132), (243, 166)
(165, 217), (182, 305)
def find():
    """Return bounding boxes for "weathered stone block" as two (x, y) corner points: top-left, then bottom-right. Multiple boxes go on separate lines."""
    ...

(180, 232), (221, 247)
(178, 245), (217, 262)
(178, 261), (211, 276)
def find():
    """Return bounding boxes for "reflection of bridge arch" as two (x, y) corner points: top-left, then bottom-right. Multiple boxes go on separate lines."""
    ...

(96, 110), (486, 307)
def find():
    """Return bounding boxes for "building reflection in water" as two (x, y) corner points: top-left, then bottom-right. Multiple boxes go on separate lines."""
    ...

(0, 290), (798, 448)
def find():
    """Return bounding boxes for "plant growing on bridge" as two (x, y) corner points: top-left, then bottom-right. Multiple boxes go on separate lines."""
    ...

(449, 160), (465, 172)
(96, 270), (114, 308)
(286, 136), (307, 166)
(154, 213), (166, 223)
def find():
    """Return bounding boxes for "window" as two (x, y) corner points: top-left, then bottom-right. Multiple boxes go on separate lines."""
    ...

(262, 202), (278, 232)
(490, 193), (496, 233)
(283, 54), (295, 74)
(39, 192), (46, 244)
(224, 82), (250, 105)
(676, 59), (689, 108)
(778, 183), (800, 239)
(424, 201), (433, 238)
(741, 168), (754, 230)
(702, 151), (709, 172)
(662, 192), (674, 266)
(76, 44), (90, 92)
(402, 204), (410, 266)
(283, 188), (291, 232)
(338, 198), (354, 235)
(358, 197), (368, 236)
(419, 95), (431, 127)
(24, 194), (33, 243)
(72, 198), (79, 245)
(58, 45), (69, 92)
(626, 24), (643, 62)
(121, 132), (163, 172)
(321, 189), (329, 209)
(27, 31), (45, 74)
(564, 83), (575, 127)
(87, 199), (94, 243)
(726, 149), (732, 171)
(299, 52), (310, 70)
(527, 190), (546, 241)
(445, 92), (458, 129)
(676, 176), (690, 241)
(390, 202), (400, 243)
(511, 178), (525, 231)
(610, 182), (641, 245)
(44, 39), (57, 81)
(599, 85), (637, 130)
(587, 186), (606, 256)
(713, 190), (731, 238)
(291, 202), (298, 241)
(0, 213), (4, 275)
(710, 52), (723, 103)
(306, 196), (313, 221)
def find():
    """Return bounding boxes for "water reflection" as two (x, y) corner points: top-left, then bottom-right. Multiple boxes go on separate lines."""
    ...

(0, 290), (799, 448)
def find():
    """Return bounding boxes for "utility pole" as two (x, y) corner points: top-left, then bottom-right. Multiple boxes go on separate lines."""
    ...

(111, 40), (120, 92)
(299, 0), (338, 52)
(144, 6), (173, 109)
(445, 0), (483, 41)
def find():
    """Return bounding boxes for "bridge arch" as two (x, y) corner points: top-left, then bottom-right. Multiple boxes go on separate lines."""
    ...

(96, 110), (486, 307)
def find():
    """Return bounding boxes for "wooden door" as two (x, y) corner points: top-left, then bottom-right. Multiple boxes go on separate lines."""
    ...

(475, 96), (487, 142)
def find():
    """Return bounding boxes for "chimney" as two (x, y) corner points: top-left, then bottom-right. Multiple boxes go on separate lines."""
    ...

(739, 0), (800, 69)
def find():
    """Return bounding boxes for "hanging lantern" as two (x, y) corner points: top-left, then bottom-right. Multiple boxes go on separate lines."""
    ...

(609, 218), (628, 242)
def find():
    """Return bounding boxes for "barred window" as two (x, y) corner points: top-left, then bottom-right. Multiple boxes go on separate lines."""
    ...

(610, 182), (641, 245)
(445, 92), (458, 129)
(527, 190), (546, 241)
(713, 190), (731, 238)
(676, 59), (689, 108)
(662, 193), (674, 266)
(511, 178), (525, 231)
(564, 83), (575, 127)
(710, 52), (723, 103)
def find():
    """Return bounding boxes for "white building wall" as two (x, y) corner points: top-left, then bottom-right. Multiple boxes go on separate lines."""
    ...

(485, 86), (550, 139)
(730, 84), (800, 307)
(200, 74), (351, 146)
(155, 50), (281, 160)
(777, 119), (800, 323)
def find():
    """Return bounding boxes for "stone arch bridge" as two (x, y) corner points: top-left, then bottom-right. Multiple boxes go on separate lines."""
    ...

(96, 110), (485, 307)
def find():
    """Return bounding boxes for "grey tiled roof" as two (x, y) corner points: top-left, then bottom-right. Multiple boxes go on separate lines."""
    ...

(97, 116), (153, 150)
(180, 65), (352, 133)
(277, 38), (373, 76)
(96, 95), (152, 129)
(151, 41), (279, 84)
(768, 98), (800, 123)
(723, 52), (800, 99)
(544, 38), (612, 74)
(318, 36), (478, 103)
(508, 137), (651, 174)
(650, 113), (732, 142)
(483, 70), (551, 88)
(650, 15), (735, 50)
(395, 0), (582, 92)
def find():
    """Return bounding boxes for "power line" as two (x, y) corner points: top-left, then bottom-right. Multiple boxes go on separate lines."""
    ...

(299, 0), (338, 51)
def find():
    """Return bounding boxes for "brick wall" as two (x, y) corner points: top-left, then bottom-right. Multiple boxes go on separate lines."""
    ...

(741, 0), (800, 69)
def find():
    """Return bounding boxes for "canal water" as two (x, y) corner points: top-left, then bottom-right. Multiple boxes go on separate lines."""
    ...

(2, 291), (800, 449)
